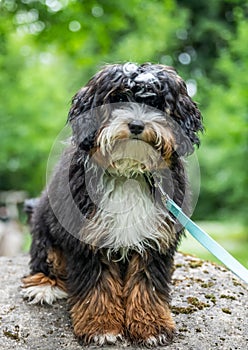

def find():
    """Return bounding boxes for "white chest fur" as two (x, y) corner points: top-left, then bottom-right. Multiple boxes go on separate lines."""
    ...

(83, 173), (174, 257)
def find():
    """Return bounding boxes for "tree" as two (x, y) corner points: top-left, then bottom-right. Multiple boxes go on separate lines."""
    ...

(195, 8), (248, 221)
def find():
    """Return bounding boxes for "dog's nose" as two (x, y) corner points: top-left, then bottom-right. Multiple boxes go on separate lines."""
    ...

(128, 120), (145, 135)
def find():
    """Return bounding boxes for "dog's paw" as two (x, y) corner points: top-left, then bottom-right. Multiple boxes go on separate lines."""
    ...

(92, 333), (124, 346)
(21, 284), (68, 305)
(145, 333), (173, 347)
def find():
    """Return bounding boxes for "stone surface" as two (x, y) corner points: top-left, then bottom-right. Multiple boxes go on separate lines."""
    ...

(0, 253), (247, 350)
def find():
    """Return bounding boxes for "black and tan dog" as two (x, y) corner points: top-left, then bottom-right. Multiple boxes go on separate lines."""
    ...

(22, 62), (203, 346)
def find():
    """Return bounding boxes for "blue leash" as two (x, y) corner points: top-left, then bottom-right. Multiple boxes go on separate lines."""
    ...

(156, 183), (248, 285)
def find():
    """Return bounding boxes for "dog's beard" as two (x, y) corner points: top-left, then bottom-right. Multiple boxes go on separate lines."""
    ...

(104, 140), (160, 177)
(92, 104), (175, 176)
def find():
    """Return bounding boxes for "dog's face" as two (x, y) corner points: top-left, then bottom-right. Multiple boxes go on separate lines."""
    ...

(68, 63), (203, 175)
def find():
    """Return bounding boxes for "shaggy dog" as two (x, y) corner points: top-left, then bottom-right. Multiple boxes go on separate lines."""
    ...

(22, 62), (203, 346)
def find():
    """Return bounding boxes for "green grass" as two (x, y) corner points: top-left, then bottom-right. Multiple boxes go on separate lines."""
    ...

(179, 221), (248, 268)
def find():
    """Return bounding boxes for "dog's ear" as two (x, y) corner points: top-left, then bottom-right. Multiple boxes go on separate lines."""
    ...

(174, 77), (203, 148)
(164, 73), (203, 157)
(67, 64), (123, 151)
(67, 87), (101, 151)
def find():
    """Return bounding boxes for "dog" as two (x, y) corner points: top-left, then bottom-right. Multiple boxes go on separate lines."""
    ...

(22, 62), (203, 346)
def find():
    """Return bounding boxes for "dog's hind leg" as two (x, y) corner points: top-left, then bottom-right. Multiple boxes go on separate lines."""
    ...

(21, 232), (68, 305)
(68, 251), (125, 345)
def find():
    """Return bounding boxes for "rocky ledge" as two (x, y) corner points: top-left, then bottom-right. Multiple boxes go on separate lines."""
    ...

(0, 253), (247, 350)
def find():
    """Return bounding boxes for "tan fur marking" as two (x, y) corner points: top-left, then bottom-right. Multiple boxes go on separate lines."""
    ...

(22, 272), (57, 288)
(111, 128), (130, 141)
(142, 126), (174, 167)
(70, 260), (124, 343)
(46, 248), (67, 291)
(22, 248), (67, 292)
(124, 253), (175, 343)
(89, 147), (107, 167)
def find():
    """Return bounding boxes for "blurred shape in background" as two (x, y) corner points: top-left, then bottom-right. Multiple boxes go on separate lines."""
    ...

(0, 191), (26, 256)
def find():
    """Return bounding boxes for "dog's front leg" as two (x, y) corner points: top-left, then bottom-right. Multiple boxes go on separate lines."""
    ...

(68, 251), (125, 345)
(124, 251), (175, 346)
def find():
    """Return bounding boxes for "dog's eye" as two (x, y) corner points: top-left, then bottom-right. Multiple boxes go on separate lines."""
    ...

(110, 93), (130, 103)
(117, 97), (124, 102)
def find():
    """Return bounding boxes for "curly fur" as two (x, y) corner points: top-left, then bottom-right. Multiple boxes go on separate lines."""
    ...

(22, 62), (203, 347)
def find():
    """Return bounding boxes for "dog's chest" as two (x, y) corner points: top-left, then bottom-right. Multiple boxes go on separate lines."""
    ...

(83, 174), (172, 254)
(100, 176), (153, 246)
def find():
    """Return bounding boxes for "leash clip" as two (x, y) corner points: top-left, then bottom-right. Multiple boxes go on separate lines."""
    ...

(153, 173), (170, 206)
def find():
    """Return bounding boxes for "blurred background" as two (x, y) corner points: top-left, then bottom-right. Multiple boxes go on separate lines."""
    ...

(0, 0), (247, 266)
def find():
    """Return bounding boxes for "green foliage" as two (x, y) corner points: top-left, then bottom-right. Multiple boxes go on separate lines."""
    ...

(0, 0), (247, 223)
(0, 24), (70, 193)
(195, 10), (248, 221)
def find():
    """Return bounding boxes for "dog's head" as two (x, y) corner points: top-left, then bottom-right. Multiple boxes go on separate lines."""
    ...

(68, 63), (203, 175)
